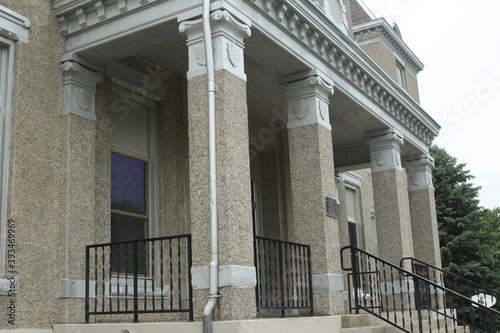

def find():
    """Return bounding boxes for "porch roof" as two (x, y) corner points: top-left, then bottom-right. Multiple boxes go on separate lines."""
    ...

(51, 0), (440, 169)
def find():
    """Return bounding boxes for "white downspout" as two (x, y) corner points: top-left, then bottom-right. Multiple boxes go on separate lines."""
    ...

(202, 0), (219, 332)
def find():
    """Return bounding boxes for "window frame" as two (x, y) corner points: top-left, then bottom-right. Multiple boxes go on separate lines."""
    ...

(344, 184), (361, 248)
(396, 61), (407, 90)
(0, 37), (16, 276)
(110, 87), (159, 242)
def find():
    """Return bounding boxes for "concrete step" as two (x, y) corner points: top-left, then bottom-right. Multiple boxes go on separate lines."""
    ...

(340, 311), (468, 333)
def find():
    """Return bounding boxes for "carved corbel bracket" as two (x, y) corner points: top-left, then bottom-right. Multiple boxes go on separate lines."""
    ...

(61, 61), (103, 121)
(404, 153), (435, 191)
(179, 9), (251, 81)
(365, 128), (405, 173)
(281, 72), (334, 130)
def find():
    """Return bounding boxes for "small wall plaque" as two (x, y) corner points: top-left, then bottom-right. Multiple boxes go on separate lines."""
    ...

(326, 197), (338, 219)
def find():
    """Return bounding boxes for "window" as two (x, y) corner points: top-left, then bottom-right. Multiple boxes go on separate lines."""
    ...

(345, 186), (360, 248)
(110, 91), (157, 273)
(396, 61), (407, 90)
(0, 44), (11, 234)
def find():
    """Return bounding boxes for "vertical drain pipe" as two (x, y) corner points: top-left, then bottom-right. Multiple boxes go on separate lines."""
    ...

(202, 0), (219, 333)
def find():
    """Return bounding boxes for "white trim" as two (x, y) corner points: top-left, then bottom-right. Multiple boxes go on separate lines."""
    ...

(0, 5), (31, 42)
(342, 171), (362, 188)
(105, 62), (167, 102)
(312, 273), (343, 292)
(59, 278), (92, 298)
(0, 37), (16, 275)
(0, 276), (18, 295)
(61, 61), (103, 121)
(191, 265), (257, 290)
(353, 18), (424, 73)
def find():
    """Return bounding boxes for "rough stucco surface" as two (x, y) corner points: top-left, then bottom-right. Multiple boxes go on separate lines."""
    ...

(188, 71), (255, 320)
(157, 75), (190, 237)
(287, 124), (342, 315)
(409, 189), (441, 267)
(0, 0), (66, 328)
(371, 169), (414, 265)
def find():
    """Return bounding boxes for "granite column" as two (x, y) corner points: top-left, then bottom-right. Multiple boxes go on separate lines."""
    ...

(282, 71), (343, 315)
(180, 10), (256, 320)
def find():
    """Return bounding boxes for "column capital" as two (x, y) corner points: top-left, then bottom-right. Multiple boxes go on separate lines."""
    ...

(61, 61), (103, 121)
(179, 9), (251, 81)
(280, 70), (334, 130)
(404, 153), (435, 191)
(365, 128), (404, 172)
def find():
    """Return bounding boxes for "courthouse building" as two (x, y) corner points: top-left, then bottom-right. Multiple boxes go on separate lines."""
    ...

(0, 0), (441, 332)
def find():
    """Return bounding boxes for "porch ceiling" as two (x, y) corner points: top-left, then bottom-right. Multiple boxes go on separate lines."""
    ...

(132, 27), (384, 168)
(55, 0), (437, 169)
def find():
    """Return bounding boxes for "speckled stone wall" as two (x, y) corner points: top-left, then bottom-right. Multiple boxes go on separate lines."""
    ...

(188, 71), (256, 320)
(371, 169), (414, 265)
(287, 124), (343, 315)
(0, 0), (67, 328)
(157, 76), (190, 237)
(409, 189), (441, 267)
(59, 114), (98, 323)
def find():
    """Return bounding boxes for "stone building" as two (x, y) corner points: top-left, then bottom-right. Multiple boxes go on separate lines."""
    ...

(0, 0), (441, 332)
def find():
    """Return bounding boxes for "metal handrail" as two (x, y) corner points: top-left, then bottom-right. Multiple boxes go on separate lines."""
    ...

(401, 257), (500, 302)
(341, 246), (499, 333)
(85, 235), (193, 323)
(254, 236), (314, 317)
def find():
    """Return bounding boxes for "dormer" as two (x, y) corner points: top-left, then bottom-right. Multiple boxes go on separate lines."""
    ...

(350, 0), (424, 103)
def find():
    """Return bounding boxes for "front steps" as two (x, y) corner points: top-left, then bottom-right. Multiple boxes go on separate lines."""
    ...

(341, 311), (469, 333)
(0, 312), (465, 333)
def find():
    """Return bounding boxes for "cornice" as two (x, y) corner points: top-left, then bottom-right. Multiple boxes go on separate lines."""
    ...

(353, 18), (424, 73)
(51, 0), (167, 36)
(342, 171), (362, 188)
(0, 5), (31, 42)
(245, 0), (439, 146)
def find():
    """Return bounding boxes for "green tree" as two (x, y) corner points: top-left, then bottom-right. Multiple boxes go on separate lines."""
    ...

(478, 207), (500, 289)
(430, 146), (497, 289)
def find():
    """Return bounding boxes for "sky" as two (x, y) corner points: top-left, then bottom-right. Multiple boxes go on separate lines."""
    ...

(361, 0), (500, 209)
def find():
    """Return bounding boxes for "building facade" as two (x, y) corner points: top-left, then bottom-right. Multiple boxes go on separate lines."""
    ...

(0, 0), (441, 331)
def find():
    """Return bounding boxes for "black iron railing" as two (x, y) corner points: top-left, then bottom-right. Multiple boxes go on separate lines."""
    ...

(85, 235), (193, 323)
(402, 257), (500, 330)
(341, 246), (500, 333)
(402, 257), (499, 308)
(254, 236), (313, 317)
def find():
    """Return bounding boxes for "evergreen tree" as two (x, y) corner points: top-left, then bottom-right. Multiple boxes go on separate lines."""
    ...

(478, 207), (500, 290)
(430, 146), (497, 289)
